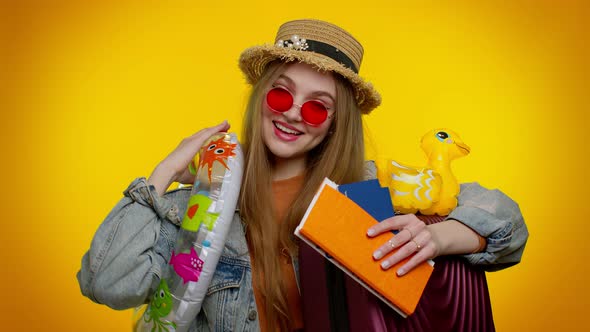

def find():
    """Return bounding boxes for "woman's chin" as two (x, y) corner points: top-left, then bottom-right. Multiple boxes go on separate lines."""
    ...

(267, 144), (305, 161)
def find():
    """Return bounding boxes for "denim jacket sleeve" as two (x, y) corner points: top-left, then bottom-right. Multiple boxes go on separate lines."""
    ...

(77, 177), (187, 310)
(447, 182), (528, 271)
(364, 161), (528, 271)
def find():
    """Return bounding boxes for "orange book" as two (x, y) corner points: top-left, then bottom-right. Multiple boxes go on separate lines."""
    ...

(295, 178), (434, 317)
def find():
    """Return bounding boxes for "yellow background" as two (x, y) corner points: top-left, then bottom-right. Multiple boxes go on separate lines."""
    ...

(3, 0), (588, 331)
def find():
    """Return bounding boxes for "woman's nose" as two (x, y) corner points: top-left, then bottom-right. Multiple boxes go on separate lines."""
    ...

(282, 102), (304, 122)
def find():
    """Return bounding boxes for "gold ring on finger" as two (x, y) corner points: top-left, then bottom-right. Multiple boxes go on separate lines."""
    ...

(411, 240), (421, 251)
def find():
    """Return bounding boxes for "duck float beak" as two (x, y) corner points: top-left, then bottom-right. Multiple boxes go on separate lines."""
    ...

(455, 141), (471, 155)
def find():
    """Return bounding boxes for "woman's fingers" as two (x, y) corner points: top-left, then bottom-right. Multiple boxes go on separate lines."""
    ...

(379, 229), (434, 274)
(148, 121), (230, 194)
(189, 120), (230, 141)
(181, 121), (230, 157)
(396, 240), (436, 276)
(369, 214), (425, 259)
(367, 214), (415, 236)
(372, 227), (411, 260)
(163, 121), (230, 180)
(370, 214), (435, 276)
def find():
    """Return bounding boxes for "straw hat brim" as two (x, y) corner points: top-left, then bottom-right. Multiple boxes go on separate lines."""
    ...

(239, 44), (381, 114)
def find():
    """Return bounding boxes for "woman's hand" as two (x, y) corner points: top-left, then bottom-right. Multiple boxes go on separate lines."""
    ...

(367, 214), (440, 276)
(148, 120), (230, 196)
(367, 214), (483, 276)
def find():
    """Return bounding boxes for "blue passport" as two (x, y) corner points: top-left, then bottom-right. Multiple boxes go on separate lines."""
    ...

(338, 179), (395, 222)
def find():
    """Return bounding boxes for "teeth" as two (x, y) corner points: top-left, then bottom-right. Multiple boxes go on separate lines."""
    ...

(274, 122), (301, 135)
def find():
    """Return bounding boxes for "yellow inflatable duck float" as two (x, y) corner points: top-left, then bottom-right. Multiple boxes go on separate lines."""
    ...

(377, 129), (470, 216)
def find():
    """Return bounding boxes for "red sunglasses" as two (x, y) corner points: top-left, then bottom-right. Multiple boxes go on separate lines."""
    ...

(265, 87), (333, 126)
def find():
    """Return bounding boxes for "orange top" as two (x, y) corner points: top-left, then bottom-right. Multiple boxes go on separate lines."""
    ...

(473, 233), (487, 253)
(251, 174), (305, 331)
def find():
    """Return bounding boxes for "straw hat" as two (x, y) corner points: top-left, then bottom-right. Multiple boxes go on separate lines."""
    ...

(239, 19), (381, 114)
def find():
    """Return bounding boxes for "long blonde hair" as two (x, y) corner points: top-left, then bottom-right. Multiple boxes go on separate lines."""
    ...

(239, 61), (365, 331)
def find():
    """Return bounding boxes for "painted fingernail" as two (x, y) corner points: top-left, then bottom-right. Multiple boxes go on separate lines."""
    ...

(397, 268), (406, 276)
(381, 261), (391, 269)
(367, 229), (376, 237)
(373, 250), (383, 260)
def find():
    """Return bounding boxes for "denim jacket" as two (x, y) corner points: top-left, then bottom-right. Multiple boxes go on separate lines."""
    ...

(77, 161), (528, 331)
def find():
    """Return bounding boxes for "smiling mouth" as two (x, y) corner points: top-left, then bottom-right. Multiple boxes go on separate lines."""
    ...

(273, 121), (303, 135)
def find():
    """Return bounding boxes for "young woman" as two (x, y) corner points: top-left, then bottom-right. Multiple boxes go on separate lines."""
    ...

(78, 19), (528, 331)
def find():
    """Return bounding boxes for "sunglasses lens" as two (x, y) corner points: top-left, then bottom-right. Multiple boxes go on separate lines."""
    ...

(301, 101), (328, 126)
(266, 88), (293, 112)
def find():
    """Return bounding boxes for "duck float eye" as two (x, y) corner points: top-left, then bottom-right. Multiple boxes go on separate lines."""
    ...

(436, 131), (449, 142)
